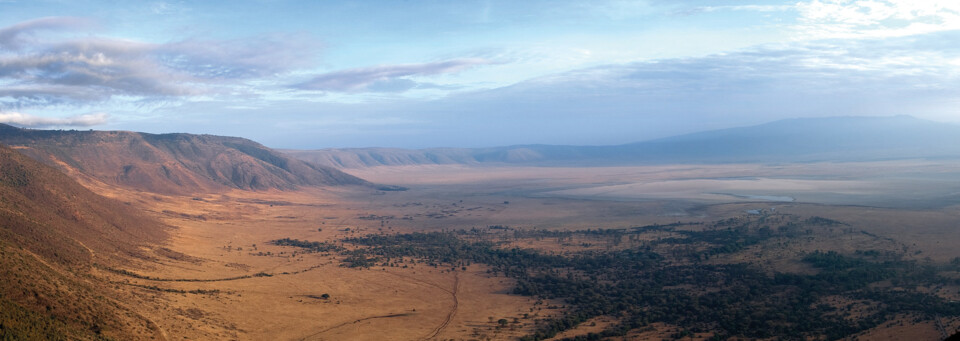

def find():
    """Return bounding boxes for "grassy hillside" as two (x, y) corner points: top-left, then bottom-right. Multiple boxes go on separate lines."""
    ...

(0, 144), (169, 340)
(0, 124), (368, 195)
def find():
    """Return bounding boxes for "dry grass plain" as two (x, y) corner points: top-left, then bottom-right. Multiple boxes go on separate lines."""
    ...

(88, 187), (558, 341)
(83, 160), (960, 340)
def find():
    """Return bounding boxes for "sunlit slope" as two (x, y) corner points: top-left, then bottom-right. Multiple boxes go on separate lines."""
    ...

(0, 144), (169, 340)
(0, 124), (368, 194)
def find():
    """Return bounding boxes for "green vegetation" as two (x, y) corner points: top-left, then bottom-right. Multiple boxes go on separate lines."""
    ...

(274, 214), (960, 340)
(273, 238), (342, 253)
(0, 297), (109, 341)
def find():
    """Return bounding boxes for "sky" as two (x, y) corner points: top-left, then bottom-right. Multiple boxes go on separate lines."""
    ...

(0, 0), (959, 149)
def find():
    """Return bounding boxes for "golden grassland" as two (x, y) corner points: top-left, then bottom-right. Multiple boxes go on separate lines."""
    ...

(26, 160), (960, 340)
(84, 186), (561, 340)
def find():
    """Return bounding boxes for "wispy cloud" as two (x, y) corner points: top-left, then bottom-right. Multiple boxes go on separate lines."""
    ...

(0, 17), (321, 110)
(681, 4), (794, 16)
(0, 111), (108, 127)
(292, 58), (493, 92)
(0, 85), (116, 108)
(531, 34), (960, 100)
(0, 37), (197, 106)
(150, 1), (189, 15)
(0, 16), (96, 50)
(399, 30), (960, 145)
(160, 33), (321, 79)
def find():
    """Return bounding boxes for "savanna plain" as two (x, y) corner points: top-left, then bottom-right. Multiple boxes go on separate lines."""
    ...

(78, 159), (960, 340)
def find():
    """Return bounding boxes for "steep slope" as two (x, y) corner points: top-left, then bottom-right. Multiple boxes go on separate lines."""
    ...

(0, 124), (368, 194)
(0, 143), (169, 340)
(287, 116), (960, 168)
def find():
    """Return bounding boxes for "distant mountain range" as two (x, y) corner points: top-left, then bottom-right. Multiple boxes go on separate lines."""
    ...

(284, 116), (960, 168)
(0, 124), (369, 194)
(1, 116), (955, 192)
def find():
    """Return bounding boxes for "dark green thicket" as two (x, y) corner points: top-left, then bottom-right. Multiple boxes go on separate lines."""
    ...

(275, 215), (960, 340)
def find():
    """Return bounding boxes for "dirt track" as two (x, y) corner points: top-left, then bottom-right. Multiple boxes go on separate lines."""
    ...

(423, 272), (460, 340)
(299, 313), (415, 340)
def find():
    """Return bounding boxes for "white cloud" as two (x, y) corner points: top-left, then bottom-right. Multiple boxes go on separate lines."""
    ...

(0, 111), (108, 127)
(795, 0), (960, 39)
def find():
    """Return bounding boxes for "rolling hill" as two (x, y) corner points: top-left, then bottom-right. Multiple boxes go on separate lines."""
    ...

(0, 124), (369, 195)
(0, 143), (169, 340)
(285, 116), (960, 168)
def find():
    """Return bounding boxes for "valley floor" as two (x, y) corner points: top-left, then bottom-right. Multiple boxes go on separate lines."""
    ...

(85, 161), (960, 340)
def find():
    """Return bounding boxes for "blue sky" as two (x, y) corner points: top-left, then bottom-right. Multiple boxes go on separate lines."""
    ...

(1, 0), (959, 148)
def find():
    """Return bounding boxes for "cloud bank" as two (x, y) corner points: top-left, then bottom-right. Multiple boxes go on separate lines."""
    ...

(0, 111), (108, 127)
(796, 0), (960, 39)
(0, 17), (320, 109)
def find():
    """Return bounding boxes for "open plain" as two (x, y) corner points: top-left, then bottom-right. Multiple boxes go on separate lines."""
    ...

(65, 159), (960, 340)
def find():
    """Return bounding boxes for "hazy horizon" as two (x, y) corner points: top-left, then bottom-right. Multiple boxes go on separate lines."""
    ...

(2, 1), (959, 149)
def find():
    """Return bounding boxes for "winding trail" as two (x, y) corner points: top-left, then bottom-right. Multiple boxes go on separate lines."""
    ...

(298, 313), (414, 340)
(935, 314), (948, 340)
(75, 239), (96, 260)
(38, 240), (168, 340)
(422, 272), (460, 340)
(383, 270), (452, 294)
(110, 298), (170, 341)
(297, 270), (461, 340)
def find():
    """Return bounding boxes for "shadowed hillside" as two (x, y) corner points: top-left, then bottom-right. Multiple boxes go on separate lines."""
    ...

(0, 124), (369, 194)
(0, 143), (169, 340)
(283, 147), (484, 168)
(287, 116), (960, 168)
